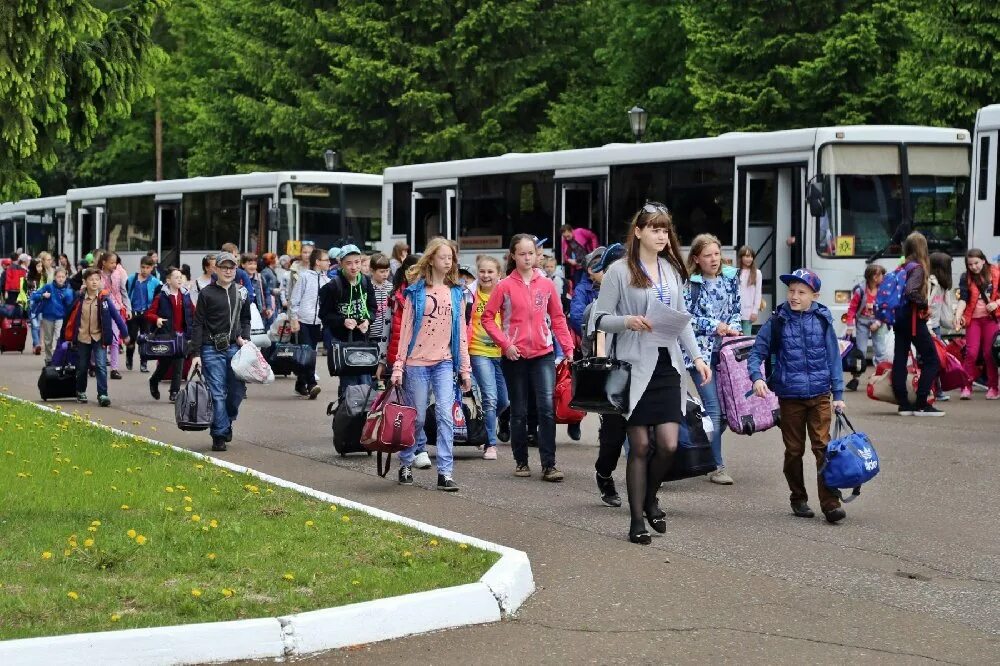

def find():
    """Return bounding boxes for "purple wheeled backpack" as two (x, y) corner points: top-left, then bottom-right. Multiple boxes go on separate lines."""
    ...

(716, 336), (780, 435)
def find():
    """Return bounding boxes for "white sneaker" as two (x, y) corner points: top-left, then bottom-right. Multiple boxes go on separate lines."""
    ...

(483, 447), (498, 460)
(708, 467), (734, 485)
(413, 451), (432, 469)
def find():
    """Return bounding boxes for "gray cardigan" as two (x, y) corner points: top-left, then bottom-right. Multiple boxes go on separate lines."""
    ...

(588, 258), (703, 418)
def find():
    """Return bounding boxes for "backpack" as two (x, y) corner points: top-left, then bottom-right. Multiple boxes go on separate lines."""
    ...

(874, 264), (913, 326)
(3, 266), (26, 292)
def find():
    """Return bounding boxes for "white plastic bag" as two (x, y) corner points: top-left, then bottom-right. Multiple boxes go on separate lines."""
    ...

(249, 303), (271, 349)
(230, 341), (275, 384)
(268, 312), (293, 343)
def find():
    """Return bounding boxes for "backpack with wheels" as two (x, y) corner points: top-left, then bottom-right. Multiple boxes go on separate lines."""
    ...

(328, 383), (376, 456)
(717, 336), (780, 435)
(38, 364), (77, 401)
(821, 412), (880, 502)
(175, 370), (214, 431)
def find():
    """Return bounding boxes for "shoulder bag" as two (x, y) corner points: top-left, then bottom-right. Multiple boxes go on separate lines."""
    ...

(328, 329), (380, 376)
(569, 314), (632, 414)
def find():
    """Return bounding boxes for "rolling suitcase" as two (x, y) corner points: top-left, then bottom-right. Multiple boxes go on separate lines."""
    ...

(327, 384), (376, 456)
(716, 336), (780, 435)
(38, 365), (78, 401)
(0, 317), (27, 353)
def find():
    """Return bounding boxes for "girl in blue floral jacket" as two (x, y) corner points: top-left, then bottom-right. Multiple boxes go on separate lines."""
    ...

(684, 234), (742, 484)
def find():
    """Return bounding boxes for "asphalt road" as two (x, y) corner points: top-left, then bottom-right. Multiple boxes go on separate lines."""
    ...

(2, 351), (998, 664)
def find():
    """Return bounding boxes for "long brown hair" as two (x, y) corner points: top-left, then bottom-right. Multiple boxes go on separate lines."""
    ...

(686, 233), (723, 278)
(737, 245), (757, 286)
(965, 248), (991, 293)
(407, 237), (459, 286)
(505, 233), (537, 275)
(902, 231), (931, 300)
(624, 207), (687, 288)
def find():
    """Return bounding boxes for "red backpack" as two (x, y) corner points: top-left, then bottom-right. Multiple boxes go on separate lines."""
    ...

(3, 265), (26, 292)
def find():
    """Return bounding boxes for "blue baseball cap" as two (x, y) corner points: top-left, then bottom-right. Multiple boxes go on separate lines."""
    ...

(597, 243), (625, 273)
(339, 244), (362, 258)
(779, 268), (821, 293)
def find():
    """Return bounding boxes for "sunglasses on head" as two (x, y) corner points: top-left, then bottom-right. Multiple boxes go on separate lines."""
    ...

(642, 201), (670, 215)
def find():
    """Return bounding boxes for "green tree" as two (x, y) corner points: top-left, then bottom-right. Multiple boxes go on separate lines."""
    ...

(898, 2), (1000, 129)
(0, 0), (167, 199)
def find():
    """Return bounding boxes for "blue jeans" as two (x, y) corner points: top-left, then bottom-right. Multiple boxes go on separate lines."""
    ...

(471, 355), (509, 447)
(75, 342), (107, 397)
(201, 345), (247, 438)
(400, 362), (456, 475)
(503, 353), (557, 468)
(30, 312), (41, 347)
(689, 360), (724, 468)
(854, 315), (889, 365)
(296, 323), (322, 391)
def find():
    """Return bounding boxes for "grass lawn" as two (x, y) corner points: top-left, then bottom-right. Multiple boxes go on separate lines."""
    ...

(0, 396), (500, 641)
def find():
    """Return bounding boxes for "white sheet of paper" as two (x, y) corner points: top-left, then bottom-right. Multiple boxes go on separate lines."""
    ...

(645, 298), (692, 346)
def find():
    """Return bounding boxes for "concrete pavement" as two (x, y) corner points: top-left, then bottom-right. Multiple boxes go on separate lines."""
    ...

(2, 351), (998, 664)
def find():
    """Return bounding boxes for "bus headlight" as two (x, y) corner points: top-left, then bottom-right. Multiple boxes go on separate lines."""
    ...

(834, 290), (852, 305)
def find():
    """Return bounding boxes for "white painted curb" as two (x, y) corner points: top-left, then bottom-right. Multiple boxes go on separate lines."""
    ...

(0, 395), (535, 665)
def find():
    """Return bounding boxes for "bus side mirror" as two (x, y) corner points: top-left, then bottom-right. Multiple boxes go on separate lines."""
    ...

(806, 180), (825, 218)
(267, 206), (283, 232)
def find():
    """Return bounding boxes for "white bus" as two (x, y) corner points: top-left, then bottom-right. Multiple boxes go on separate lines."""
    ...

(969, 104), (1000, 260)
(382, 126), (970, 325)
(60, 171), (382, 274)
(0, 195), (67, 260)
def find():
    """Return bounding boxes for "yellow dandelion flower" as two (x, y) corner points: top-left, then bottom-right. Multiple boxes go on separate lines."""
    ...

(206, 553), (216, 561)
(16, 472), (26, 478)
(282, 572), (295, 581)
(120, 505), (129, 510)
(110, 614), (121, 622)
(111, 485), (117, 490)
(84, 470), (93, 476)
(164, 486), (174, 493)
(191, 514), (201, 522)
(329, 504), (338, 511)
(221, 588), (234, 598)
(305, 520), (314, 527)
(127, 529), (137, 539)
(201, 526), (209, 532)
(87, 526), (97, 532)
(84, 538), (95, 548)
(67, 591), (79, 600)
(209, 519), (218, 528)
(91, 520), (101, 527)
(165, 507), (175, 512)
(429, 539), (439, 547)
(135, 535), (147, 546)
(195, 464), (204, 469)
(176, 484), (186, 490)
(132, 420), (141, 425)
(341, 515), (351, 523)
(183, 496), (192, 503)
(352, 580), (360, 586)
(459, 543), (469, 550)
(41, 551), (53, 560)
(403, 551), (412, 558)
(190, 588), (202, 598)
(149, 426), (157, 432)
(51, 469), (59, 475)
(184, 506), (192, 512)
(120, 420), (128, 425)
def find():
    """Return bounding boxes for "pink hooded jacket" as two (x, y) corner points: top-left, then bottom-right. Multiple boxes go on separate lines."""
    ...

(482, 269), (574, 360)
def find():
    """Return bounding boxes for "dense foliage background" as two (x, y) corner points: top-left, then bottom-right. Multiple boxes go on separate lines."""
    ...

(7, 0), (1000, 199)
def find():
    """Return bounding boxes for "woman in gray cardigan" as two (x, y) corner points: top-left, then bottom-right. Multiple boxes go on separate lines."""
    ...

(591, 203), (711, 544)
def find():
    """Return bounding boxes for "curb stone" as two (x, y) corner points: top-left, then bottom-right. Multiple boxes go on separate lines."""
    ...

(0, 395), (535, 665)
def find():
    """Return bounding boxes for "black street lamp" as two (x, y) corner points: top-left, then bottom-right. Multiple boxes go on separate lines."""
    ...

(323, 149), (338, 171)
(628, 105), (648, 143)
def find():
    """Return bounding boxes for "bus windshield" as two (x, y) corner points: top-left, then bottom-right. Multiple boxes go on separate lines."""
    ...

(816, 144), (969, 258)
(280, 183), (382, 253)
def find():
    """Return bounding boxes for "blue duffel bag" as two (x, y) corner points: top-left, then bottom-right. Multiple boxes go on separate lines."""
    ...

(821, 413), (880, 502)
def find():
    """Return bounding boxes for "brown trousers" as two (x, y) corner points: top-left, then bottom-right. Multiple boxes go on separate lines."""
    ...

(778, 396), (841, 512)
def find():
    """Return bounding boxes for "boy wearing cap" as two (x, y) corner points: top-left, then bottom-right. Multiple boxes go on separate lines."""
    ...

(190, 252), (252, 452)
(318, 244), (377, 397)
(747, 269), (848, 524)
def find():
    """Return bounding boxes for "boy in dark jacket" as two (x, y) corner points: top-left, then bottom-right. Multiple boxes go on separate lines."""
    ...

(63, 268), (131, 407)
(145, 267), (195, 402)
(318, 244), (377, 397)
(748, 269), (847, 524)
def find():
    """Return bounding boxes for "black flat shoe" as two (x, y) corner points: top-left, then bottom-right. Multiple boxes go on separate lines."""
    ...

(644, 505), (667, 533)
(628, 528), (651, 545)
(149, 377), (160, 400)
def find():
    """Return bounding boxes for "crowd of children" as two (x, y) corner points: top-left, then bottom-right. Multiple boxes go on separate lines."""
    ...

(6, 214), (997, 544)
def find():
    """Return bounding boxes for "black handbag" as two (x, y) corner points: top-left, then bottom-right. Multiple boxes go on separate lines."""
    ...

(569, 315), (632, 414)
(328, 330), (379, 377)
(269, 334), (316, 377)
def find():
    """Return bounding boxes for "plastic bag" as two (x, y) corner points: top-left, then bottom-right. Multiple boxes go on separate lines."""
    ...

(230, 341), (275, 384)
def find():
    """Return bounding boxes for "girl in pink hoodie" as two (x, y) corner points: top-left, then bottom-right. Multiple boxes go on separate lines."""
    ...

(483, 234), (574, 482)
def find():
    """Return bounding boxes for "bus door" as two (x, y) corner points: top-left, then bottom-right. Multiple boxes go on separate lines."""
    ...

(0, 217), (13, 258)
(411, 188), (455, 251)
(556, 178), (608, 248)
(156, 201), (181, 270)
(243, 196), (272, 256)
(77, 205), (104, 262)
(971, 122), (998, 257)
(738, 165), (805, 330)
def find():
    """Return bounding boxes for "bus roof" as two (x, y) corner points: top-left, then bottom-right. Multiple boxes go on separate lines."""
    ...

(383, 125), (968, 183)
(976, 104), (1000, 132)
(0, 195), (67, 215)
(65, 171), (382, 202)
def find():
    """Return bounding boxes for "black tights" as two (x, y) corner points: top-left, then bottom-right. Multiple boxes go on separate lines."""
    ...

(625, 423), (678, 532)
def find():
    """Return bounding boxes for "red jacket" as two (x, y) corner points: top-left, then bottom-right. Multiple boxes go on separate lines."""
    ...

(844, 285), (876, 326)
(385, 288), (407, 368)
(482, 269), (574, 359)
(960, 264), (1000, 327)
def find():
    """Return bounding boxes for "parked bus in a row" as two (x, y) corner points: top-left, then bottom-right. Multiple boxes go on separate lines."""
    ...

(380, 125), (971, 324)
(1, 171), (383, 274)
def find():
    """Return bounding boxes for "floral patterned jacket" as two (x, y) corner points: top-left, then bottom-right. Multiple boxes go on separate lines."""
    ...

(683, 265), (742, 367)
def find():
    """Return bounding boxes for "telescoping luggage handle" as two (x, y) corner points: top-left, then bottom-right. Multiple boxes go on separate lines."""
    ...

(821, 411), (864, 503)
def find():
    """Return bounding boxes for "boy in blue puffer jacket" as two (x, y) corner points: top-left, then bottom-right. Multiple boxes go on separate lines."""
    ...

(30, 266), (75, 364)
(747, 269), (847, 524)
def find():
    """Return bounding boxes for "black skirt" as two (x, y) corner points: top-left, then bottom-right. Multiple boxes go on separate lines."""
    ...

(627, 347), (682, 426)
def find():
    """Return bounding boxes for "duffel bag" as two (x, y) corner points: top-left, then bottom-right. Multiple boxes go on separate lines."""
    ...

(820, 412), (880, 502)
(140, 331), (186, 359)
(175, 369), (213, 431)
(362, 385), (418, 477)
(268, 335), (316, 377)
(328, 383), (376, 456)
(664, 393), (717, 482)
(328, 331), (379, 377)
(424, 384), (487, 447)
(38, 364), (77, 401)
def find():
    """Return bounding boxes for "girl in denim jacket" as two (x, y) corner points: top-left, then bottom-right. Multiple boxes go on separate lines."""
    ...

(684, 234), (742, 485)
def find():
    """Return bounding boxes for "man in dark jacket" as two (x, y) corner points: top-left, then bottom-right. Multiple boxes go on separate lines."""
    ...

(190, 251), (252, 451)
(318, 244), (377, 398)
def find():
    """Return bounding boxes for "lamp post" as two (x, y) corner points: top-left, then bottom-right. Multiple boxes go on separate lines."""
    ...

(323, 149), (338, 171)
(628, 105), (648, 143)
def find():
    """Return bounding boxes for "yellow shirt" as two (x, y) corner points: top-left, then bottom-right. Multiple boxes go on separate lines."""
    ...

(469, 287), (501, 358)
